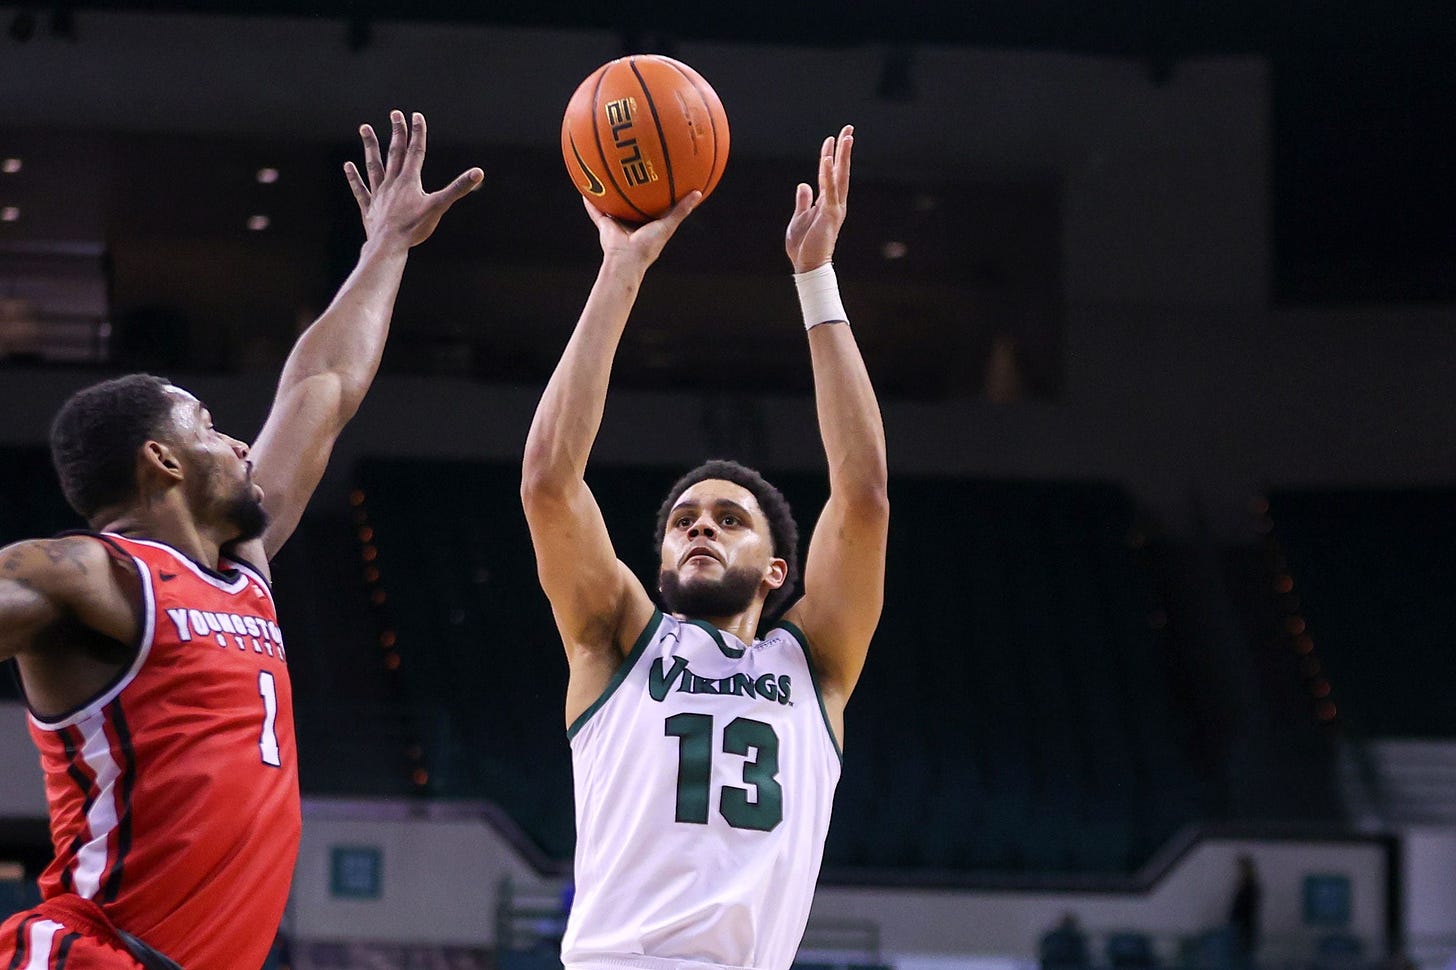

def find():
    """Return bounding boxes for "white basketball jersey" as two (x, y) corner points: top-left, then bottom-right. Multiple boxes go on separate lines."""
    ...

(561, 610), (843, 970)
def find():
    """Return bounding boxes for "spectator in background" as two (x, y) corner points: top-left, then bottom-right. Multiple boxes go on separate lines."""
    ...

(1041, 913), (1093, 970)
(1229, 855), (1263, 965)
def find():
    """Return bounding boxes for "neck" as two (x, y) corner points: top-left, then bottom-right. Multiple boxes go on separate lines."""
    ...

(97, 503), (230, 569)
(676, 608), (764, 646)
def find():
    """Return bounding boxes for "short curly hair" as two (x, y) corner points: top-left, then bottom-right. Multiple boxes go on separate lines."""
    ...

(653, 459), (800, 622)
(50, 374), (178, 521)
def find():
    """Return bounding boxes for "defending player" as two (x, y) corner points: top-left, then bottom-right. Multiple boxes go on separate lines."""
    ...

(0, 112), (481, 970)
(522, 126), (888, 970)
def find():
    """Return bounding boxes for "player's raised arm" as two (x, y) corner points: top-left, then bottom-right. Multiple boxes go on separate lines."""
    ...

(521, 194), (699, 665)
(240, 111), (483, 571)
(779, 127), (890, 727)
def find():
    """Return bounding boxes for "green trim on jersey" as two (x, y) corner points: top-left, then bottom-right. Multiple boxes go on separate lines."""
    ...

(685, 618), (746, 659)
(567, 609), (663, 740)
(776, 620), (844, 764)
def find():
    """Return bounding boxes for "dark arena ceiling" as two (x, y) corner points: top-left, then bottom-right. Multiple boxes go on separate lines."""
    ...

(38, 1), (1449, 56)
(0, 1), (1451, 397)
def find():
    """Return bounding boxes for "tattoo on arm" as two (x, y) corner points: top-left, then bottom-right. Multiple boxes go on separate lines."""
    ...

(0, 540), (98, 606)
(42, 539), (91, 575)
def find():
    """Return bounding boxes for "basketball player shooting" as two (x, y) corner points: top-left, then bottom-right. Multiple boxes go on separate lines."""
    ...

(522, 126), (888, 970)
(0, 112), (481, 970)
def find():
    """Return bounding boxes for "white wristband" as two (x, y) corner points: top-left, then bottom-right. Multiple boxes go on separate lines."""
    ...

(793, 263), (848, 331)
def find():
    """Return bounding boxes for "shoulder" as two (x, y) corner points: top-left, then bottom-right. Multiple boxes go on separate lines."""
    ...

(0, 535), (138, 632)
(610, 564), (658, 656)
(1, 534), (127, 587)
(0, 535), (144, 661)
(758, 620), (813, 661)
(770, 608), (811, 649)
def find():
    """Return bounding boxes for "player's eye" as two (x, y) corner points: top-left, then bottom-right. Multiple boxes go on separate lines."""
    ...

(676, 516), (693, 528)
(721, 514), (738, 527)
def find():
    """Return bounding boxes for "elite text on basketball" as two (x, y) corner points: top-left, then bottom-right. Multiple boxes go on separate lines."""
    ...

(604, 97), (659, 187)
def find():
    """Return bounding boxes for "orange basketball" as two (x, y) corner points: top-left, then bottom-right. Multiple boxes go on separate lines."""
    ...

(562, 54), (730, 222)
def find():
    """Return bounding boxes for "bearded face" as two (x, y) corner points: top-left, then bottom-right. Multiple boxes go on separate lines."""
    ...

(160, 385), (269, 546)
(658, 563), (763, 619)
(656, 478), (788, 623)
(222, 487), (268, 544)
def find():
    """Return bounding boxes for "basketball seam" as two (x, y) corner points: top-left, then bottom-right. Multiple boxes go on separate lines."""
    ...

(591, 60), (652, 222)
(659, 57), (723, 195)
(629, 57), (677, 206)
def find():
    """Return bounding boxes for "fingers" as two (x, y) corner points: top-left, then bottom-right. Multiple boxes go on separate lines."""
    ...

(635, 191), (701, 260)
(832, 124), (850, 199)
(649, 191), (702, 236)
(405, 111), (427, 177)
(430, 167), (485, 207)
(793, 182), (812, 218)
(819, 126), (853, 208)
(342, 160), (370, 213)
(660, 190), (703, 228)
(576, 192), (698, 243)
(363, 109), (437, 188)
(581, 195), (617, 228)
(385, 109), (408, 179)
(359, 124), (385, 190)
(784, 184), (813, 254)
(834, 125), (854, 202)
(809, 125), (854, 210)
(816, 135), (835, 202)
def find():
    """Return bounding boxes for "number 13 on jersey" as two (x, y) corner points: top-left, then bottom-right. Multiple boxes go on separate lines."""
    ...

(664, 713), (783, 831)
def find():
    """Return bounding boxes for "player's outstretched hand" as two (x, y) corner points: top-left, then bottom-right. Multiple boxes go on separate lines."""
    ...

(344, 110), (484, 249)
(785, 125), (853, 274)
(584, 192), (701, 272)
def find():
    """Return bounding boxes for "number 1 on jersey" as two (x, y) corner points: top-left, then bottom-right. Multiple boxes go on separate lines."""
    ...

(258, 670), (282, 767)
(664, 713), (783, 831)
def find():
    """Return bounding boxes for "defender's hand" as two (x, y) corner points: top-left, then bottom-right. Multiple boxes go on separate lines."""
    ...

(343, 110), (483, 249)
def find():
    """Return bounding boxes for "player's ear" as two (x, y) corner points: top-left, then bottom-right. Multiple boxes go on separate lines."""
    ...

(764, 557), (788, 590)
(140, 440), (184, 482)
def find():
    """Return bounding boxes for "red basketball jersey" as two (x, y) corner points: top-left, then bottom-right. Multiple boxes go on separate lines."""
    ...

(26, 533), (300, 970)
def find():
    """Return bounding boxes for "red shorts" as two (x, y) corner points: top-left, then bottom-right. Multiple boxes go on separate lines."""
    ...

(0, 895), (145, 969)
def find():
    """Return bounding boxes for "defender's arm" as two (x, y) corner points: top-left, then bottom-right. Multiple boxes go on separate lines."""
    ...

(239, 112), (482, 574)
